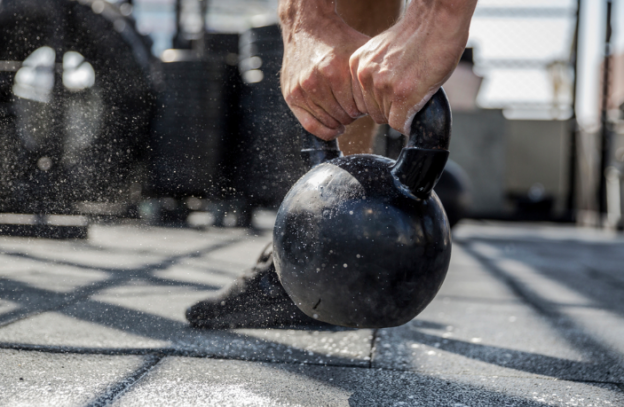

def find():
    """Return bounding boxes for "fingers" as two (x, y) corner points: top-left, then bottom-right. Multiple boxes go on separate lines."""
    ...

(298, 75), (348, 127)
(331, 75), (363, 120)
(388, 102), (411, 136)
(307, 93), (353, 128)
(360, 84), (386, 125)
(315, 59), (363, 121)
(290, 105), (344, 141)
(350, 77), (367, 118)
(329, 87), (362, 123)
(283, 67), (362, 139)
(348, 55), (367, 117)
(284, 84), (346, 138)
(349, 54), (387, 125)
(305, 99), (344, 131)
(350, 47), (435, 134)
(388, 87), (439, 135)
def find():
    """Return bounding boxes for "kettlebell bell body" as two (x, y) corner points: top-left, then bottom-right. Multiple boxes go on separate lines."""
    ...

(273, 89), (453, 329)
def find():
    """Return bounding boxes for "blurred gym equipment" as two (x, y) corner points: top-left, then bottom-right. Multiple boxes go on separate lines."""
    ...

(235, 24), (306, 216)
(0, 0), (155, 236)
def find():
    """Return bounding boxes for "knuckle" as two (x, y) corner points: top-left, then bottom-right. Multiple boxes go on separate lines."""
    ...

(301, 117), (320, 134)
(284, 92), (296, 105)
(323, 63), (347, 84)
(349, 49), (362, 65)
(357, 65), (373, 81)
(317, 60), (336, 78)
(349, 58), (359, 76)
(394, 81), (415, 101)
(300, 75), (318, 93)
(284, 85), (304, 104)
(394, 87), (411, 101)
(372, 71), (393, 95)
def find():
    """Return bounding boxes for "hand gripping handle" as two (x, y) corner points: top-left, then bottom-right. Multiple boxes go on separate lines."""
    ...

(300, 127), (342, 168)
(298, 87), (451, 198)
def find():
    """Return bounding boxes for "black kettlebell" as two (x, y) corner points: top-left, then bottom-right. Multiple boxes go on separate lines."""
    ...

(273, 88), (452, 329)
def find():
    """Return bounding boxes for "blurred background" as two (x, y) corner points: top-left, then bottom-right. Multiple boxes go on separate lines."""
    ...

(0, 0), (622, 237)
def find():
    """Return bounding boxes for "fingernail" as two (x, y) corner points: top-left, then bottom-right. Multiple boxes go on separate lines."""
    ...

(337, 125), (346, 135)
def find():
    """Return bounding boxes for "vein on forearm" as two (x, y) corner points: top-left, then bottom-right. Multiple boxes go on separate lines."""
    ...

(278, 0), (337, 33)
(402, 0), (477, 40)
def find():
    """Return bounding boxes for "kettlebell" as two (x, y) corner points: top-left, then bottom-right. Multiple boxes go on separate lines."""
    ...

(273, 88), (452, 329)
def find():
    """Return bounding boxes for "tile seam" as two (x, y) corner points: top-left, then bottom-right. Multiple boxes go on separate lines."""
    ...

(1, 340), (622, 390)
(458, 241), (624, 383)
(0, 238), (242, 329)
(368, 329), (378, 369)
(0, 342), (370, 369)
(84, 354), (164, 407)
(1, 341), (622, 386)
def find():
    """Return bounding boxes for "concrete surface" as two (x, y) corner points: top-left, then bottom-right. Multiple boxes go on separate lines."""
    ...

(110, 357), (622, 407)
(0, 217), (623, 406)
(0, 349), (148, 407)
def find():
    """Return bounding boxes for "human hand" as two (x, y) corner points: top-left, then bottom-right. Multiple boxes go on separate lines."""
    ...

(279, 1), (369, 140)
(349, 1), (477, 135)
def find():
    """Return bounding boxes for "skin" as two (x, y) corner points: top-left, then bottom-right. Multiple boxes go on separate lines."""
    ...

(279, 0), (368, 141)
(335, 0), (403, 155)
(279, 0), (477, 144)
(350, 0), (478, 135)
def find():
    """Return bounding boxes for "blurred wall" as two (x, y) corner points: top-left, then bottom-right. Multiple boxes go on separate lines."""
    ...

(505, 119), (571, 216)
(449, 110), (507, 216)
(449, 112), (573, 219)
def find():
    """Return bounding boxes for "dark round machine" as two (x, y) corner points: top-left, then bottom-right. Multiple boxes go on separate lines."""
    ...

(0, 0), (155, 214)
(150, 33), (241, 201)
(236, 24), (306, 209)
(433, 159), (471, 228)
(273, 89), (453, 329)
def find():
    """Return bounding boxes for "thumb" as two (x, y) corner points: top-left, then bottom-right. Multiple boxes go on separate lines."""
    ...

(390, 87), (441, 135)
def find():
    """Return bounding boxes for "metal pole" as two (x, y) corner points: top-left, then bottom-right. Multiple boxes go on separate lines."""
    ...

(566, 0), (582, 220)
(173, 0), (183, 48)
(196, 0), (209, 57)
(201, 0), (209, 28)
(176, 0), (182, 35)
(597, 0), (613, 223)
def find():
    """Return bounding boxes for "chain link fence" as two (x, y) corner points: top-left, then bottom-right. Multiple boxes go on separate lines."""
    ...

(469, 1), (577, 120)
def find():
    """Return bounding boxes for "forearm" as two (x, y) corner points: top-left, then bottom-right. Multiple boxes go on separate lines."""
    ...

(278, 0), (338, 34)
(401, 0), (477, 48)
(279, 0), (403, 37)
(337, 0), (403, 37)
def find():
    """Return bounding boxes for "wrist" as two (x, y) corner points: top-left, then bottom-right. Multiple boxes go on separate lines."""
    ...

(278, 0), (338, 33)
(399, 0), (476, 44)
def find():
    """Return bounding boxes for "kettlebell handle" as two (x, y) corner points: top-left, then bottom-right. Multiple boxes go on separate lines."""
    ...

(300, 88), (451, 198)
(300, 130), (343, 167)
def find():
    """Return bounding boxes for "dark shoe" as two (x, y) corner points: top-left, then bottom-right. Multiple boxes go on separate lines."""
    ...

(186, 243), (332, 329)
